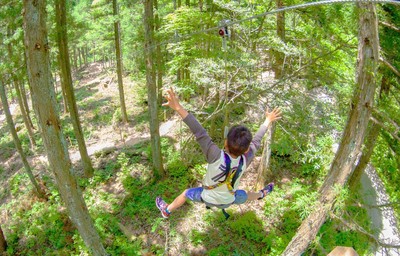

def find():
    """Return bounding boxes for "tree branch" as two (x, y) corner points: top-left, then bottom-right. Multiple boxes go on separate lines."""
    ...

(332, 212), (400, 249)
(380, 57), (400, 78)
(371, 111), (400, 142)
(352, 200), (400, 209)
(379, 21), (400, 33)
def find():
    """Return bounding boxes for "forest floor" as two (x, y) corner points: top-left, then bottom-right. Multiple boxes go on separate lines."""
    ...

(1, 62), (399, 255)
(0, 62), (291, 255)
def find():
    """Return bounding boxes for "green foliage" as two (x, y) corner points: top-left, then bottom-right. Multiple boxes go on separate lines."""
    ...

(372, 134), (400, 221)
(93, 106), (114, 125)
(227, 211), (266, 243)
(0, 132), (14, 160)
(292, 190), (319, 220)
(4, 198), (76, 255)
(1, 0), (399, 255)
(9, 172), (29, 196)
(316, 216), (371, 255)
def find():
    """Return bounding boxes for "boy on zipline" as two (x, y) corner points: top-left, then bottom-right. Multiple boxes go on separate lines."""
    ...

(156, 87), (282, 218)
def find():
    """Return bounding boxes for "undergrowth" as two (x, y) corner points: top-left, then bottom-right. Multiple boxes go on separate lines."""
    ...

(0, 128), (375, 255)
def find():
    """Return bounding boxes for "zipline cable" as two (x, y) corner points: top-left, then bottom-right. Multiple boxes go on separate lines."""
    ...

(141, 0), (400, 53)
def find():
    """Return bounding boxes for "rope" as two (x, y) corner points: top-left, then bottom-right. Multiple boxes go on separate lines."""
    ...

(142, 0), (400, 53)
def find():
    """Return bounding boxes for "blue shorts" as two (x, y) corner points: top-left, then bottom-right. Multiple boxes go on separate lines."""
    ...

(185, 187), (248, 209)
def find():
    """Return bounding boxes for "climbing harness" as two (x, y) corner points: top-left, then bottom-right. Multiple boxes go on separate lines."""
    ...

(203, 152), (244, 194)
(203, 152), (244, 219)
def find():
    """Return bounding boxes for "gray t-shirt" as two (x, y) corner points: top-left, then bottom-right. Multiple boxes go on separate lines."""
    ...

(183, 113), (268, 204)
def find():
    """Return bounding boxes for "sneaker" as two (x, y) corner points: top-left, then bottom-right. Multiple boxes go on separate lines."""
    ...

(156, 196), (170, 218)
(258, 182), (274, 200)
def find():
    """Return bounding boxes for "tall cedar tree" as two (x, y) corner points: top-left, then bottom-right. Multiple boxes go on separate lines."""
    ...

(282, 2), (380, 254)
(55, 0), (94, 177)
(0, 82), (45, 198)
(144, 0), (165, 176)
(22, 0), (107, 254)
(6, 28), (36, 148)
(113, 0), (128, 123)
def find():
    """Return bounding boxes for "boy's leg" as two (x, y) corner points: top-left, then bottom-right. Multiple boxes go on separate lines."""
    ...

(156, 187), (203, 218)
(156, 190), (187, 218)
(167, 190), (188, 212)
(247, 191), (264, 201)
(246, 182), (274, 201)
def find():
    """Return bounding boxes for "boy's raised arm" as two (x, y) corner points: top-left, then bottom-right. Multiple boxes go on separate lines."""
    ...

(245, 107), (282, 164)
(163, 88), (220, 163)
(262, 107), (282, 128)
(162, 87), (189, 119)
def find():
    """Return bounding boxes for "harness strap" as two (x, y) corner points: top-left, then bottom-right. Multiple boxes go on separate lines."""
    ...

(203, 152), (243, 194)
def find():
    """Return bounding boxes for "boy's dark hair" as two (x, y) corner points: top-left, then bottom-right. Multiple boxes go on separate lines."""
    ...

(226, 125), (252, 156)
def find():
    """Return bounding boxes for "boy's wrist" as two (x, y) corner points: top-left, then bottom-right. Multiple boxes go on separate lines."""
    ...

(175, 105), (188, 119)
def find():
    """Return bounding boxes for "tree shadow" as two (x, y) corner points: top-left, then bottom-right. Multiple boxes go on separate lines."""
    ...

(168, 208), (271, 255)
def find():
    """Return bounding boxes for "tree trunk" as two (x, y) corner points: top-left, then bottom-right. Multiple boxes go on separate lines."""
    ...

(255, 125), (274, 190)
(82, 47), (87, 66)
(0, 225), (6, 253)
(19, 80), (35, 129)
(7, 27), (36, 137)
(58, 54), (69, 114)
(6, 33), (36, 147)
(144, 0), (165, 177)
(348, 123), (380, 190)
(282, 3), (379, 255)
(13, 79), (36, 148)
(93, 43), (96, 63)
(154, 0), (164, 105)
(113, 0), (128, 123)
(23, 1), (107, 255)
(0, 81), (45, 198)
(73, 47), (78, 71)
(77, 47), (82, 68)
(55, 0), (94, 177)
(274, 0), (285, 79)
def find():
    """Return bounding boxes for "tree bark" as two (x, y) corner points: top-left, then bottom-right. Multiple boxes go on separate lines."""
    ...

(77, 47), (82, 68)
(55, 0), (94, 177)
(282, 3), (379, 255)
(19, 79), (35, 129)
(7, 74), (36, 148)
(273, 0), (285, 79)
(348, 123), (380, 190)
(7, 27), (36, 141)
(255, 125), (274, 190)
(144, 0), (165, 177)
(349, 64), (391, 190)
(154, 0), (164, 105)
(0, 81), (45, 198)
(58, 54), (69, 114)
(14, 80), (36, 148)
(23, 1), (107, 255)
(113, 0), (128, 123)
(0, 225), (6, 253)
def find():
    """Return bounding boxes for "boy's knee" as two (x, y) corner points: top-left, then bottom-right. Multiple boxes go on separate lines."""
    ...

(185, 187), (203, 203)
(234, 190), (248, 204)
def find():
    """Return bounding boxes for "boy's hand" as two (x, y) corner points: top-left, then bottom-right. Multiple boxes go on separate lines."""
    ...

(162, 87), (188, 118)
(162, 87), (182, 111)
(264, 107), (282, 126)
